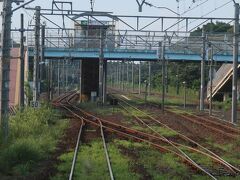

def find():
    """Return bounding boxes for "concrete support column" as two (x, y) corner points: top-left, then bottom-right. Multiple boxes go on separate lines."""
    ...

(232, 3), (239, 123)
(47, 59), (51, 101)
(33, 6), (41, 101)
(166, 61), (169, 93)
(20, 14), (25, 107)
(209, 46), (213, 116)
(65, 59), (68, 92)
(119, 62), (122, 89)
(132, 61), (134, 92)
(99, 59), (103, 103)
(99, 29), (105, 104)
(1, 0), (12, 142)
(148, 61), (151, 96)
(79, 60), (82, 102)
(122, 61), (125, 91)
(127, 61), (129, 90)
(40, 24), (45, 94)
(161, 41), (166, 113)
(50, 60), (53, 100)
(200, 28), (206, 111)
(57, 60), (60, 96)
(138, 62), (141, 95)
(103, 60), (107, 103)
(116, 62), (118, 88)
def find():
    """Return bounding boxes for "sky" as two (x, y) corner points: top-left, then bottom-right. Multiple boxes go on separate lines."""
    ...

(0, 0), (237, 34)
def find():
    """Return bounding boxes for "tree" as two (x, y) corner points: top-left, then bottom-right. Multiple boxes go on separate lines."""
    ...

(190, 21), (233, 36)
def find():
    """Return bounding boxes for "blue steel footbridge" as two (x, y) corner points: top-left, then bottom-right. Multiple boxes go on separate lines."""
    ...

(27, 47), (237, 62)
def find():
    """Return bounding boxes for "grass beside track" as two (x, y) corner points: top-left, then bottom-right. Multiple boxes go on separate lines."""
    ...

(115, 139), (209, 180)
(52, 140), (140, 180)
(0, 104), (68, 177)
(78, 100), (240, 179)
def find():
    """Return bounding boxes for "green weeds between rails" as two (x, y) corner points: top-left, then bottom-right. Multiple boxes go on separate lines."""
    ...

(115, 139), (240, 180)
(132, 125), (178, 138)
(52, 140), (140, 180)
(0, 104), (68, 177)
(79, 102), (121, 116)
(206, 137), (240, 167)
(115, 139), (196, 180)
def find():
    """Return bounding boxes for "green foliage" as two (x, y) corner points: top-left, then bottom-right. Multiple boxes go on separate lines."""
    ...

(114, 139), (147, 149)
(24, 82), (33, 105)
(0, 138), (42, 174)
(0, 105), (68, 176)
(52, 140), (140, 180)
(190, 22), (233, 36)
(138, 149), (190, 179)
(223, 154), (240, 167)
(131, 125), (177, 137)
(151, 126), (178, 137)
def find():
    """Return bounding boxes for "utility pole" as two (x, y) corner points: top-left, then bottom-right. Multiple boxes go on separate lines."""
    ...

(65, 59), (68, 92)
(103, 60), (107, 103)
(166, 61), (169, 93)
(148, 61), (151, 96)
(0, 0), (12, 142)
(209, 45), (213, 116)
(183, 81), (186, 109)
(132, 61), (134, 92)
(79, 60), (82, 102)
(127, 61), (129, 90)
(232, 3), (239, 123)
(33, 6), (41, 102)
(114, 62), (119, 87)
(176, 64), (179, 95)
(138, 62), (141, 94)
(119, 61), (122, 89)
(200, 28), (206, 111)
(47, 59), (51, 101)
(122, 60), (125, 91)
(160, 41), (165, 113)
(57, 61), (60, 96)
(99, 29), (105, 104)
(144, 80), (148, 103)
(20, 13), (25, 108)
(50, 60), (53, 100)
(41, 24), (45, 95)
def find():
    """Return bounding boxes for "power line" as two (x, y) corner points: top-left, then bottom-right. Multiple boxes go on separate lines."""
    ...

(181, 0), (210, 16)
(144, 1), (180, 15)
(176, 0), (232, 31)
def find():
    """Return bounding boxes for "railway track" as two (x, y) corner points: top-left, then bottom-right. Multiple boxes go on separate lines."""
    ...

(111, 89), (240, 140)
(109, 93), (240, 175)
(53, 91), (240, 179)
(167, 107), (240, 139)
(53, 92), (114, 180)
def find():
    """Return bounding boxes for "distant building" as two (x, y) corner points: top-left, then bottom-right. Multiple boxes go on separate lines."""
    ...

(74, 20), (116, 49)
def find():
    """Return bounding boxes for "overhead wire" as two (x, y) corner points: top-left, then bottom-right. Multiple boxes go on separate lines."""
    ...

(180, 0), (210, 16)
(168, 0), (233, 52)
(177, 0), (232, 33)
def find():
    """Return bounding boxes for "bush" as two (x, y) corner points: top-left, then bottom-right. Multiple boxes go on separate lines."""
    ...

(0, 138), (42, 172)
(0, 104), (68, 176)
